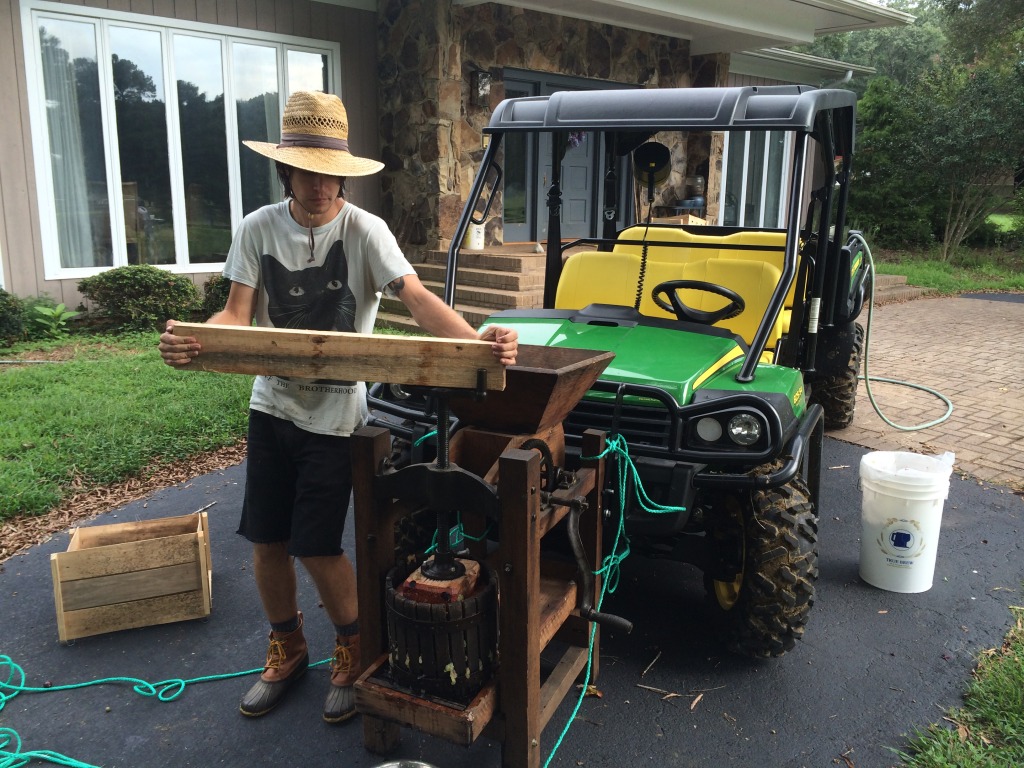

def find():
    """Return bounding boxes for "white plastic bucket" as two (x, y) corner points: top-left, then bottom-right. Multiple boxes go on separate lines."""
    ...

(858, 450), (954, 593)
(463, 222), (485, 250)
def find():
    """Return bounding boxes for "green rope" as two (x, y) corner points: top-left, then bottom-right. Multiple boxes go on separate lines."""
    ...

(422, 511), (493, 556)
(0, 653), (331, 768)
(413, 429), (437, 447)
(542, 436), (640, 768)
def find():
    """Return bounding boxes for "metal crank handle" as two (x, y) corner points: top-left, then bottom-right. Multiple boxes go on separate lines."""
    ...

(580, 606), (633, 634)
(566, 499), (634, 635)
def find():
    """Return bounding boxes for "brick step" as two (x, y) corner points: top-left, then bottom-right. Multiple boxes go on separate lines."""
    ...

(419, 249), (546, 273)
(415, 261), (545, 292)
(375, 303), (502, 334)
(869, 272), (931, 305)
(383, 279), (541, 312)
(871, 283), (933, 306)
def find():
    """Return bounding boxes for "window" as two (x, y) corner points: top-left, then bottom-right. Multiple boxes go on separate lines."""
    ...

(23, 3), (339, 277)
(720, 131), (791, 228)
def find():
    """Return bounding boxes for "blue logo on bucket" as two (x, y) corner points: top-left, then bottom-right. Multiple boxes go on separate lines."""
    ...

(889, 530), (915, 550)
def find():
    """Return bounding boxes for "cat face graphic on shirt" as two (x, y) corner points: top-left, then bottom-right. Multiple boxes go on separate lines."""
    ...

(260, 241), (357, 332)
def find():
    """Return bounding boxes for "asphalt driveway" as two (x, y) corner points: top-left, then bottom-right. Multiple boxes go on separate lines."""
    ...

(2, 436), (1021, 768)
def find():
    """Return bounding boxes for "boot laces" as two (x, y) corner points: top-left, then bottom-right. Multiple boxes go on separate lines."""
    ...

(331, 642), (354, 675)
(265, 637), (288, 670)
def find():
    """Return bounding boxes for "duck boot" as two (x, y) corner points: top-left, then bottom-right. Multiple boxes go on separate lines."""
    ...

(239, 613), (309, 717)
(322, 633), (361, 723)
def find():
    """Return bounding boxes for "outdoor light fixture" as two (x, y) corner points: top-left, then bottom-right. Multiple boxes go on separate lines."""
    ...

(470, 70), (491, 108)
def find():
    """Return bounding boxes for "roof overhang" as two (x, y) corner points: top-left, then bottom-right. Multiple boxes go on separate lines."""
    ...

(451, 0), (914, 55)
(731, 49), (876, 86)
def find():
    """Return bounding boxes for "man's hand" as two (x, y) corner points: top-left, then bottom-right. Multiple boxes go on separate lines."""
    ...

(479, 325), (518, 366)
(158, 320), (200, 366)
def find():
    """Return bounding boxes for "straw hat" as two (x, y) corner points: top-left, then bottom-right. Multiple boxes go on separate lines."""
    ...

(243, 90), (384, 177)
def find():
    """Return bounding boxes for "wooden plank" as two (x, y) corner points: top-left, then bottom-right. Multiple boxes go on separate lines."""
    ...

(537, 577), (576, 652)
(60, 563), (202, 611)
(170, 323), (507, 391)
(51, 555), (68, 644)
(355, 655), (496, 746)
(197, 513), (212, 612)
(54, 533), (200, 581)
(539, 646), (589, 731)
(73, 513), (200, 548)
(497, 447), (544, 768)
(60, 591), (208, 641)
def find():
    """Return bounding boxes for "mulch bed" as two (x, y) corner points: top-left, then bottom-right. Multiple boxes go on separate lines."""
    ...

(0, 442), (247, 564)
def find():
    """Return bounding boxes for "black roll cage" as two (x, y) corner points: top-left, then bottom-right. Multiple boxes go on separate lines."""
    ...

(445, 85), (858, 383)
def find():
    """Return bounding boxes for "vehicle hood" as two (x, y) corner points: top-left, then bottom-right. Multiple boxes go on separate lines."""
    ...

(504, 314), (744, 405)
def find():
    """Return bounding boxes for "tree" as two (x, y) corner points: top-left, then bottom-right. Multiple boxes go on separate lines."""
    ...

(940, 0), (1024, 61)
(915, 61), (1024, 259)
(848, 77), (940, 247)
(788, 0), (946, 95)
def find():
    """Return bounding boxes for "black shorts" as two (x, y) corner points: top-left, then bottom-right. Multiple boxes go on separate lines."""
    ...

(237, 409), (354, 558)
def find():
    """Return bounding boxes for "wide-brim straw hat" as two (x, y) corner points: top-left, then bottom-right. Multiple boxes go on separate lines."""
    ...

(243, 90), (384, 177)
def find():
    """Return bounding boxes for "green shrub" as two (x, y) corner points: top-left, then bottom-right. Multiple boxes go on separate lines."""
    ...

(200, 273), (231, 319)
(78, 265), (200, 332)
(0, 289), (25, 347)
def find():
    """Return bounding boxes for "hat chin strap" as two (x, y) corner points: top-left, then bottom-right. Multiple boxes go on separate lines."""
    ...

(288, 197), (317, 263)
(277, 132), (349, 151)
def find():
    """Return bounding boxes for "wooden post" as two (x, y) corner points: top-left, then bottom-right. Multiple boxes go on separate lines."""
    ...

(351, 425), (401, 754)
(497, 447), (543, 768)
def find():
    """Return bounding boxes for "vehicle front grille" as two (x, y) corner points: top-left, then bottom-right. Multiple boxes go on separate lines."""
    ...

(564, 396), (673, 452)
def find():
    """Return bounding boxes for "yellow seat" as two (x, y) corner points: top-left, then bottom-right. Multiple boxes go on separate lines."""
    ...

(555, 251), (642, 310)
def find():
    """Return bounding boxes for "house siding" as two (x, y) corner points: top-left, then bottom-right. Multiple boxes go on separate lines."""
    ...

(0, 0), (377, 306)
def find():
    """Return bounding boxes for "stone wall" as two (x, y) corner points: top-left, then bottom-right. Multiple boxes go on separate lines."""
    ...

(377, 0), (729, 254)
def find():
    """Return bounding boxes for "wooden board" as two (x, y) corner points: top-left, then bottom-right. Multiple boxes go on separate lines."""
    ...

(58, 592), (210, 641)
(355, 654), (497, 746)
(170, 322), (506, 391)
(398, 557), (481, 603)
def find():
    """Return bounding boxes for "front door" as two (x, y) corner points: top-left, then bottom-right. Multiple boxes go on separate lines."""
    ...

(501, 70), (633, 243)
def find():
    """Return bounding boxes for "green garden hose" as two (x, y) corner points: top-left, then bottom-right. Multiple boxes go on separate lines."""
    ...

(850, 232), (954, 432)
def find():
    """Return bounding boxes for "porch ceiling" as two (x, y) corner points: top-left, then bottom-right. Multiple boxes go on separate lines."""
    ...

(452, 0), (913, 55)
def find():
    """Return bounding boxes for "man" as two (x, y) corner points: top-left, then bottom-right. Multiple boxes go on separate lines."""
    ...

(158, 90), (517, 724)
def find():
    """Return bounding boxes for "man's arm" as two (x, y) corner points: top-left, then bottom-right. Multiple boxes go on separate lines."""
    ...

(157, 282), (258, 366)
(389, 272), (518, 365)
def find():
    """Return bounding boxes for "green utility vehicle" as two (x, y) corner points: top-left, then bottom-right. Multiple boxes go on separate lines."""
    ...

(370, 85), (870, 658)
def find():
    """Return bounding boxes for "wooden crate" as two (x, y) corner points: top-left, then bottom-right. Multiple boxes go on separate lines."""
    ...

(50, 512), (212, 643)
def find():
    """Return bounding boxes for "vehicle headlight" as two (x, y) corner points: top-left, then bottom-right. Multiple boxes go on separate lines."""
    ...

(727, 413), (763, 446)
(696, 417), (723, 442)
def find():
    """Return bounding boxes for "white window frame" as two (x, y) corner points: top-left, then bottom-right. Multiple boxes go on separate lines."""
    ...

(718, 130), (793, 229)
(21, 0), (342, 280)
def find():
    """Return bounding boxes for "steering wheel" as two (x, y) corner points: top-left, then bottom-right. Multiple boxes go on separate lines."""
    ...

(651, 280), (746, 325)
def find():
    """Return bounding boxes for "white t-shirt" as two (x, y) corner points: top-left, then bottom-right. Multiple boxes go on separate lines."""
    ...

(222, 200), (414, 436)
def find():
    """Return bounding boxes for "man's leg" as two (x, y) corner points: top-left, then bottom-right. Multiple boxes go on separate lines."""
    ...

(303, 553), (361, 723)
(254, 542), (299, 622)
(239, 541), (310, 717)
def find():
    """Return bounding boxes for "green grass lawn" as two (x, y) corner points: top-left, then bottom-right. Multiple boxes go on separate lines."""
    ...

(873, 247), (1024, 294)
(0, 332), (252, 519)
(988, 213), (1017, 233)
